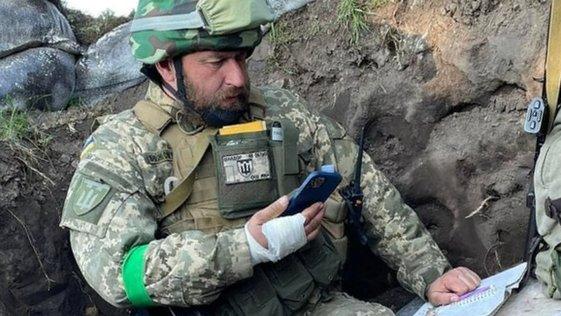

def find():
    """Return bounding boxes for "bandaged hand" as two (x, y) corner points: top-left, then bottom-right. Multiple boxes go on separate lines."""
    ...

(245, 195), (325, 265)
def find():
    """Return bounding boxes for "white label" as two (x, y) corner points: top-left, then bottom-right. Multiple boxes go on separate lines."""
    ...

(222, 151), (271, 184)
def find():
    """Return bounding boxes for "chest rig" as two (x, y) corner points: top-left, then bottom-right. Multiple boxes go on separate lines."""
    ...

(134, 89), (303, 235)
(133, 88), (342, 314)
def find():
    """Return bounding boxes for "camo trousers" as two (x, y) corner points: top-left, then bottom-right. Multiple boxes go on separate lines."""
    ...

(306, 291), (394, 316)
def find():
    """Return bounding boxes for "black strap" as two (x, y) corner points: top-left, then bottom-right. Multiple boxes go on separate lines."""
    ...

(140, 60), (204, 124)
(173, 58), (188, 104)
(339, 121), (372, 246)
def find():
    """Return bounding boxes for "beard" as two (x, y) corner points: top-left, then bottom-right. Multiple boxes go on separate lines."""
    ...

(184, 77), (251, 113)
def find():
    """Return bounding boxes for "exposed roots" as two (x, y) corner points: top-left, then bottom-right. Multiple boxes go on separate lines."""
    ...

(465, 195), (499, 219)
(484, 242), (504, 276)
(4, 209), (56, 290)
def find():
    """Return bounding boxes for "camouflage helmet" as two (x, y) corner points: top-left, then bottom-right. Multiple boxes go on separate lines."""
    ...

(130, 0), (276, 64)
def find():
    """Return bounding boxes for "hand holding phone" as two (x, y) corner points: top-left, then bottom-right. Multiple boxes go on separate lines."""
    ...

(283, 165), (342, 216)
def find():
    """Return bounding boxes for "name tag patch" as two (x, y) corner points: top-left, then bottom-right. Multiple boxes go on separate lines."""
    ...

(222, 151), (271, 184)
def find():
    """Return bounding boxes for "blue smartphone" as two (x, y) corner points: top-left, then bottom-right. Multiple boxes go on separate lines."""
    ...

(283, 165), (342, 216)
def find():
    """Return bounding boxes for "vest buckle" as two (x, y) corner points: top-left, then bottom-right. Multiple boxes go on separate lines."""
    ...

(545, 197), (561, 224)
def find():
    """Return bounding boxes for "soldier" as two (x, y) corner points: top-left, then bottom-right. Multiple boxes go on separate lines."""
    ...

(60, 0), (480, 314)
(532, 114), (561, 300)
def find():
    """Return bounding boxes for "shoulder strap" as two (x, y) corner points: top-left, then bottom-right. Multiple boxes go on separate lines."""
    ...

(249, 86), (267, 120)
(158, 127), (216, 219)
(133, 100), (174, 135)
(133, 100), (219, 219)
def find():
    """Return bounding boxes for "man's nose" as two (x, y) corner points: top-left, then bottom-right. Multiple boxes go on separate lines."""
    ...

(223, 59), (246, 88)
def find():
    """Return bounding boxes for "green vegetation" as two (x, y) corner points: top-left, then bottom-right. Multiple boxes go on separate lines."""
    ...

(0, 109), (30, 142)
(269, 22), (295, 47)
(337, 0), (393, 44)
(0, 99), (54, 185)
(337, 0), (369, 44)
(66, 96), (84, 109)
(266, 22), (297, 73)
(370, 0), (392, 8)
(64, 6), (133, 45)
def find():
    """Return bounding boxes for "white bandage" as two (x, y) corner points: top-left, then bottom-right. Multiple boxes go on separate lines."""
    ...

(244, 213), (307, 265)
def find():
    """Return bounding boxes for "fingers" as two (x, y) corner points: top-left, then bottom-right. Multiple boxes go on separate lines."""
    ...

(427, 291), (460, 306)
(253, 195), (289, 223)
(459, 267), (481, 286)
(301, 202), (324, 224)
(304, 204), (325, 236)
(443, 275), (473, 295)
(443, 268), (479, 295)
(307, 225), (321, 241)
(427, 267), (482, 306)
(445, 268), (479, 293)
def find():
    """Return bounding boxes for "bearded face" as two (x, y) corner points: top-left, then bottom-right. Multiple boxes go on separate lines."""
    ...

(179, 50), (251, 114)
(184, 74), (250, 113)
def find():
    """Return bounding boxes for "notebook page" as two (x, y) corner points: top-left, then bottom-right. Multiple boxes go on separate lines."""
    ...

(413, 263), (527, 316)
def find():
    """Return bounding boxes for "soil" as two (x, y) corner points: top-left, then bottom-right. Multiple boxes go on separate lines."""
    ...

(0, 85), (145, 315)
(0, 0), (551, 314)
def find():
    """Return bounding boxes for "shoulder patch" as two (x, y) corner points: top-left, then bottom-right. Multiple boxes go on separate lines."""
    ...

(142, 150), (173, 165)
(67, 176), (111, 216)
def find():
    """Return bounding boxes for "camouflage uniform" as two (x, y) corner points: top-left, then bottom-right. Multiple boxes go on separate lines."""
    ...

(61, 82), (449, 314)
(533, 113), (561, 299)
(61, 0), (449, 313)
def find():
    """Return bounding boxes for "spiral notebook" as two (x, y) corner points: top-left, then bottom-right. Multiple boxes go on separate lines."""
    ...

(413, 262), (527, 316)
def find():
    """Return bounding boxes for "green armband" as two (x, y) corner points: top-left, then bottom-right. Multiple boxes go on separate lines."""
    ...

(122, 244), (155, 307)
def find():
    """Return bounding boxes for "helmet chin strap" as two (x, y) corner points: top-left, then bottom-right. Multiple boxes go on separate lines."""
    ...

(172, 58), (191, 108)
(140, 59), (202, 123)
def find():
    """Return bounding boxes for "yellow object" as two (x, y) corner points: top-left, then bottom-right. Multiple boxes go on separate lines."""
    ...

(546, 0), (561, 132)
(218, 120), (266, 135)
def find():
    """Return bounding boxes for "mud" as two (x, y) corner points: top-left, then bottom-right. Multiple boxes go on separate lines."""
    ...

(0, 84), (147, 315)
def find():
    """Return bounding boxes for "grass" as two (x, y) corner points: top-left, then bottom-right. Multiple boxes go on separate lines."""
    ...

(269, 22), (295, 47)
(370, 0), (393, 8)
(337, 0), (370, 45)
(266, 21), (297, 73)
(0, 109), (30, 142)
(337, 0), (394, 45)
(0, 100), (55, 186)
(66, 96), (84, 109)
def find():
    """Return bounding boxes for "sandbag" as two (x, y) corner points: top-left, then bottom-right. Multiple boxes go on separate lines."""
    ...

(0, 0), (80, 59)
(75, 22), (145, 105)
(0, 48), (75, 111)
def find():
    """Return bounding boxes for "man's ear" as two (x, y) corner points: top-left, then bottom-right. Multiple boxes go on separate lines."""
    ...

(155, 59), (177, 89)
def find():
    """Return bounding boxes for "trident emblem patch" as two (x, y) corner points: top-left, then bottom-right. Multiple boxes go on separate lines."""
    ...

(237, 159), (253, 177)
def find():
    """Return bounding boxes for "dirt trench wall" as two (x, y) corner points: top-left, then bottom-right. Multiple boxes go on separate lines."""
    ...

(249, 0), (548, 277)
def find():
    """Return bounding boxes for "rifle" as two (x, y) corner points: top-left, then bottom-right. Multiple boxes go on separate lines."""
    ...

(520, 0), (561, 289)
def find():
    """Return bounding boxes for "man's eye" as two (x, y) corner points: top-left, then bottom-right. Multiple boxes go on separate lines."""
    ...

(209, 59), (224, 66)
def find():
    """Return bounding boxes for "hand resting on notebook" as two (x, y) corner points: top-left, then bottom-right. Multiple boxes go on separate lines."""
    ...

(426, 267), (481, 306)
